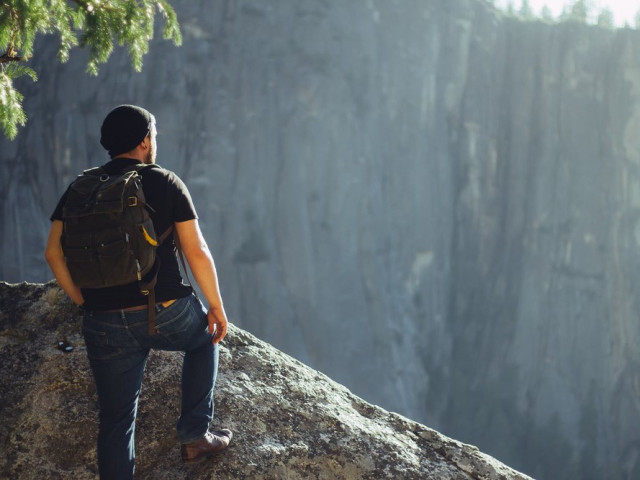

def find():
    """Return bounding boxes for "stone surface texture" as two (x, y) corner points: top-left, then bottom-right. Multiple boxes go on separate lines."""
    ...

(0, 281), (531, 479)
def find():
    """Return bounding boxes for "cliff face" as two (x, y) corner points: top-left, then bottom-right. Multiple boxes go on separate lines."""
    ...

(0, 281), (531, 479)
(1, 1), (640, 478)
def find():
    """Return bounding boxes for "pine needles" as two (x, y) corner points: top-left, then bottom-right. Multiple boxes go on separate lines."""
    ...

(0, 0), (182, 140)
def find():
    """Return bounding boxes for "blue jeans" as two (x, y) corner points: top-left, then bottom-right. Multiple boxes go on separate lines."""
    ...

(82, 294), (218, 480)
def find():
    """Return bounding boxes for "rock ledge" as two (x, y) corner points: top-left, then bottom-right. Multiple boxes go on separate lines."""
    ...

(0, 281), (532, 479)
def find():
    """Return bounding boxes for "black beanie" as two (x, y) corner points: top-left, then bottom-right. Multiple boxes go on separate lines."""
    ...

(100, 105), (153, 157)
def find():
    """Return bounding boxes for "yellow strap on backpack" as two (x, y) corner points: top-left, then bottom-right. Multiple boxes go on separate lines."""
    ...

(142, 225), (158, 246)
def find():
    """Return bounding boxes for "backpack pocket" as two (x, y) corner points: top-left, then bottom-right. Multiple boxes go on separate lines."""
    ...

(63, 229), (140, 288)
(62, 232), (92, 261)
(62, 231), (101, 287)
(96, 229), (140, 286)
(97, 235), (127, 257)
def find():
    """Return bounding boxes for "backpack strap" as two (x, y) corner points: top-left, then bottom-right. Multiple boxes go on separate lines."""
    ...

(141, 224), (176, 335)
(140, 261), (160, 334)
(125, 165), (168, 335)
(84, 162), (155, 177)
(82, 166), (107, 176)
(142, 225), (199, 335)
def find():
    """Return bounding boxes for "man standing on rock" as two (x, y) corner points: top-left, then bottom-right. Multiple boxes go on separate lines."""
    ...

(44, 105), (232, 479)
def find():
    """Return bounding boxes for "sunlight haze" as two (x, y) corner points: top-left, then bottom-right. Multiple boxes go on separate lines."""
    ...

(495, 0), (639, 25)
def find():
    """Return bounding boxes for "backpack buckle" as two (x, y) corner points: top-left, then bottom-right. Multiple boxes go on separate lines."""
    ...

(128, 196), (138, 207)
(141, 289), (149, 296)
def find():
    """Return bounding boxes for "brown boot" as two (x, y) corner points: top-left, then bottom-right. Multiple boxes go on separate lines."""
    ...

(181, 429), (233, 464)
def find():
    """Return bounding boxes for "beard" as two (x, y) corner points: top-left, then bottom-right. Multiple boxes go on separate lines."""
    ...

(144, 143), (156, 164)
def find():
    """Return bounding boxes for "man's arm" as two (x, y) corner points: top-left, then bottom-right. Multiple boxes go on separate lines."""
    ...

(44, 220), (85, 305)
(174, 219), (228, 344)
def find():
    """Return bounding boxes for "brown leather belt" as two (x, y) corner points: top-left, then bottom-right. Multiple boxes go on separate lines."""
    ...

(103, 298), (177, 313)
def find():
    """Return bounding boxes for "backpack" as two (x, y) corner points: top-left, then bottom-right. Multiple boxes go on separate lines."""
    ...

(61, 163), (173, 333)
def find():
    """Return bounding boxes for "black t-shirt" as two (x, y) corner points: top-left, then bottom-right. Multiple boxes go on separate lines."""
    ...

(51, 158), (197, 310)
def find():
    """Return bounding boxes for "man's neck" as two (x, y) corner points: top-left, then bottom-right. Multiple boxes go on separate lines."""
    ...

(112, 155), (144, 163)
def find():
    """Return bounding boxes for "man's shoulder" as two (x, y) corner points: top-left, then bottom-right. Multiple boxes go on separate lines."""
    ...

(142, 164), (197, 221)
(140, 164), (191, 199)
(142, 163), (182, 182)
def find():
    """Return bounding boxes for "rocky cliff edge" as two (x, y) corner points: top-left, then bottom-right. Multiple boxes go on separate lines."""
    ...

(0, 281), (531, 479)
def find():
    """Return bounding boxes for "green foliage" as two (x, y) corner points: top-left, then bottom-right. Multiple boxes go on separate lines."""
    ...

(497, 1), (627, 29)
(0, 67), (30, 139)
(0, 0), (182, 140)
(597, 8), (615, 29)
(557, 0), (601, 25)
(566, 0), (590, 24)
(505, 1), (515, 16)
(540, 6), (554, 22)
(518, 0), (533, 20)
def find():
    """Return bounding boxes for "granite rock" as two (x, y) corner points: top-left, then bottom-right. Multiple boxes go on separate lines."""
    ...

(0, 281), (531, 479)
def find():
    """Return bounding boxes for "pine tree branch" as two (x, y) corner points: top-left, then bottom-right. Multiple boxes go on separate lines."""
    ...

(0, 53), (24, 64)
(0, 45), (25, 64)
(0, 0), (182, 140)
(68, 0), (120, 14)
(0, 4), (24, 64)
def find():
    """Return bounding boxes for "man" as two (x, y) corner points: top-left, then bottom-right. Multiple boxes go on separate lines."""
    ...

(44, 105), (232, 479)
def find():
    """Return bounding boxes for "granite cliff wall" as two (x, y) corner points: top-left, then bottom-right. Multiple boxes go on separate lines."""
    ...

(2, 1), (640, 478)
